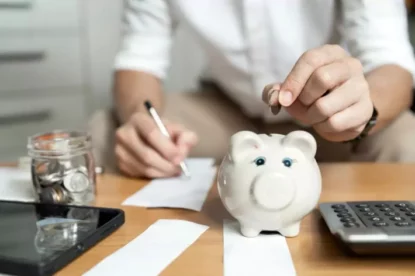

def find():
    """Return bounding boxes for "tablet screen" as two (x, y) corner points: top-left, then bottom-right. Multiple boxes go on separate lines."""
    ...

(0, 201), (117, 265)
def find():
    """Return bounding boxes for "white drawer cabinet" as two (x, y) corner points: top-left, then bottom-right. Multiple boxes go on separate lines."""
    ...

(0, 0), (80, 31)
(0, 35), (83, 93)
(0, 89), (87, 161)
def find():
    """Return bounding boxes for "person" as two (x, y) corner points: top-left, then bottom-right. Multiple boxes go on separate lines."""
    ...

(89, 0), (415, 179)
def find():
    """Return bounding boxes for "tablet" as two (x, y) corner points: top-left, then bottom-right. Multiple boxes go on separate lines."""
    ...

(0, 200), (125, 276)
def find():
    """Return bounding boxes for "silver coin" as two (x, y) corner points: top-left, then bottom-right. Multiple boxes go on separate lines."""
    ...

(38, 173), (63, 187)
(63, 167), (79, 176)
(35, 160), (64, 185)
(39, 186), (69, 204)
(78, 165), (88, 174)
(63, 171), (89, 193)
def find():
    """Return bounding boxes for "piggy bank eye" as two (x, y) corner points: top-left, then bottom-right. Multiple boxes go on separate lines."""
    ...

(253, 157), (266, 166)
(282, 157), (293, 168)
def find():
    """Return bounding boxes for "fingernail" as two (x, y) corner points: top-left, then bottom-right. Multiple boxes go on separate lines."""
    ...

(279, 90), (292, 106)
(268, 89), (279, 105)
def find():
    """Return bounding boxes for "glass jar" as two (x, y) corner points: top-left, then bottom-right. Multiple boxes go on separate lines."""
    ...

(27, 130), (96, 206)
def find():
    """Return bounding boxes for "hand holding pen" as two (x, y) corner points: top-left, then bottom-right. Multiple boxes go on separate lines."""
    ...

(113, 101), (198, 179)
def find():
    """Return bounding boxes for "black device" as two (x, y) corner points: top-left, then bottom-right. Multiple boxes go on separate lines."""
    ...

(0, 200), (125, 276)
(319, 201), (415, 255)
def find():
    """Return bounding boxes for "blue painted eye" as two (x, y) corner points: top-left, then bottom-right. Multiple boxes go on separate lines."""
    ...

(254, 157), (266, 166)
(282, 157), (293, 167)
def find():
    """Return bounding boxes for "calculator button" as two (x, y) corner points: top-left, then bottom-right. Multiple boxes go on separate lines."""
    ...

(363, 212), (377, 216)
(344, 222), (360, 227)
(331, 204), (346, 209)
(356, 204), (369, 208)
(334, 209), (349, 213)
(406, 212), (415, 216)
(375, 203), (389, 208)
(359, 208), (372, 212)
(340, 217), (355, 223)
(380, 207), (393, 212)
(390, 216), (405, 221)
(395, 203), (408, 208)
(396, 222), (411, 227)
(337, 213), (352, 218)
(369, 217), (382, 221)
(400, 207), (415, 212)
(373, 222), (389, 227)
(384, 212), (399, 216)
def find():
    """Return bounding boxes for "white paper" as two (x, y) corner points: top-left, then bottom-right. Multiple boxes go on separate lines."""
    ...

(122, 158), (216, 211)
(184, 158), (215, 172)
(83, 219), (209, 276)
(223, 220), (296, 276)
(0, 167), (36, 202)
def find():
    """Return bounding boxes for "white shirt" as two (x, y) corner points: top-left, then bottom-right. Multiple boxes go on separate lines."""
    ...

(114, 0), (415, 123)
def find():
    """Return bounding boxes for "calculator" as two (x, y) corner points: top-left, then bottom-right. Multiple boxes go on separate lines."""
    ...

(319, 201), (415, 255)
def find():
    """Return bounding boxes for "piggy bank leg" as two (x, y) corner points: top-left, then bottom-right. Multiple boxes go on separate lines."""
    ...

(240, 224), (261, 238)
(279, 222), (301, 237)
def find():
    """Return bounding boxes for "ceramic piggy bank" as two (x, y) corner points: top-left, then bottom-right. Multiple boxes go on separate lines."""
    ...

(217, 130), (322, 238)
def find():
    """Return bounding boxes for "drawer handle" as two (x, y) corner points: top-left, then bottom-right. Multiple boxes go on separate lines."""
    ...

(0, 109), (51, 125)
(0, 1), (32, 9)
(0, 51), (45, 62)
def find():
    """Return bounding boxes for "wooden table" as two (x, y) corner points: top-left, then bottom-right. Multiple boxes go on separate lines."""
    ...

(57, 163), (415, 276)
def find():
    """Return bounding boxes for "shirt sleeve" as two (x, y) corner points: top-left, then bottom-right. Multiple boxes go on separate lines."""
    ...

(114, 0), (175, 80)
(339, 0), (415, 85)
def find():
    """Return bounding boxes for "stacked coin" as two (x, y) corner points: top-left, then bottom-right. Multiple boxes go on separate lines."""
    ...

(32, 159), (91, 205)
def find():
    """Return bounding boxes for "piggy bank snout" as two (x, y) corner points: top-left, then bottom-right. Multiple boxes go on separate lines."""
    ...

(250, 173), (296, 211)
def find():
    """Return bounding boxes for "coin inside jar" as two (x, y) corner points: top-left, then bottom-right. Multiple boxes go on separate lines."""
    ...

(39, 186), (69, 204)
(35, 160), (64, 187)
(63, 171), (90, 193)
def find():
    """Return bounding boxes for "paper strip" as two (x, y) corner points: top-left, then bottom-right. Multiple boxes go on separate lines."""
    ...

(122, 159), (216, 211)
(83, 219), (209, 276)
(0, 168), (36, 202)
(223, 219), (296, 276)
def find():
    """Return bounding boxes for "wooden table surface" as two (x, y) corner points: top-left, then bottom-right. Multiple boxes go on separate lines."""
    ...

(56, 163), (415, 276)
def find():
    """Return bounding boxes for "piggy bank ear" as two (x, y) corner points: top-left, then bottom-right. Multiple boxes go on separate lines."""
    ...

(230, 131), (264, 162)
(282, 130), (317, 159)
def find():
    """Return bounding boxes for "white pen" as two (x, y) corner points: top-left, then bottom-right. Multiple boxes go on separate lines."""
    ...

(144, 100), (191, 178)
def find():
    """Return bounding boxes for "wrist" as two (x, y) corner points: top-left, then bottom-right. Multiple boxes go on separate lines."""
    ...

(344, 103), (378, 151)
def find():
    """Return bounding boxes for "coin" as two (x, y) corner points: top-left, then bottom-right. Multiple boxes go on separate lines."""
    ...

(63, 171), (89, 193)
(268, 89), (281, 115)
(35, 160), (64, 186)
(39, 186), (69, 203)
(39, 173), (63, 187)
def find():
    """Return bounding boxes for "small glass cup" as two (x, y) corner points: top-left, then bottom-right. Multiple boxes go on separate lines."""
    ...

(27, 130), (96, 205)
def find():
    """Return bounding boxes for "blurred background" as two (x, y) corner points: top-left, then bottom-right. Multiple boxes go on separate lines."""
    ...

(1, 0), (415, 163)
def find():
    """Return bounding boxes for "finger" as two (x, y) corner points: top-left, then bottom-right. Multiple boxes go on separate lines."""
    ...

(116, 143), (180, 178)
(115, 144), (144, 177)
(280, 44), (348, 107)
(284, 100), (309, 123)
(306, 78), (366, 124)
(318, 124), (367, 142)
(313, 97), (373, 134)
(168, 123), (198, 146)
(116, 126), (181, 174)
(132, 114), (180, 162)
(299, 58), (360, 106)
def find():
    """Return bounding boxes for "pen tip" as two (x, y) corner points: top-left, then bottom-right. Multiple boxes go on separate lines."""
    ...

(144, 100), (152, 110)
